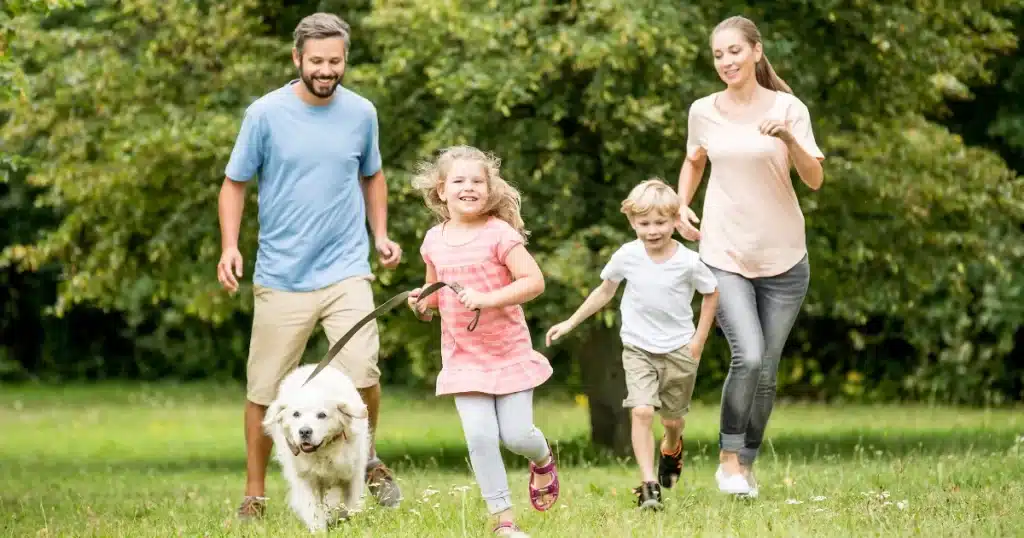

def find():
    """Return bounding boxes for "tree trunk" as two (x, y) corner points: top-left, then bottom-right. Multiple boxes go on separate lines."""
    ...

(578, 327), (631, 457)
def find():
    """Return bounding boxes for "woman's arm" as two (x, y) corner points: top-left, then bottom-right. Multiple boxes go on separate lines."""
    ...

(676, 148), (708, 241)
(786, 138), (823, 190)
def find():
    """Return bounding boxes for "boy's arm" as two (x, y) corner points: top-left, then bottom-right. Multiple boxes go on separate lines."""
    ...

(688, 289), (719, 359)
(546, 279), (621, 346)
(565, 279), (621, 330)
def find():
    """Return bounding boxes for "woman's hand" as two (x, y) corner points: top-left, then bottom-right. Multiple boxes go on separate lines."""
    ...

(676, 205), (701, 241)
(759, 119), (796, 144)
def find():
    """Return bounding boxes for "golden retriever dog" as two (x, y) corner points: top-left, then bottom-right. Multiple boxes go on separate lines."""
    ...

(263, 364), (371, 532)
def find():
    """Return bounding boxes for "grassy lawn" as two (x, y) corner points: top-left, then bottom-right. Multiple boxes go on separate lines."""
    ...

(1, 382), (1022, 537)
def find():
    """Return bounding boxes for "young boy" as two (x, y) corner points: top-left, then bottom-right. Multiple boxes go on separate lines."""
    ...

(546, 178), (719, 510)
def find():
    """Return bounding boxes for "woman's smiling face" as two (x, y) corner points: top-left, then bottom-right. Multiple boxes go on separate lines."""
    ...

(711, 27), (760, 88)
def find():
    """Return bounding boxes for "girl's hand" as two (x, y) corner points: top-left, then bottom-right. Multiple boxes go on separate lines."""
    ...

(407, 287), (433, 321)
(545, 320), (575, 347)
(759, 119), (795, 144)
(456, 287), (493, 310)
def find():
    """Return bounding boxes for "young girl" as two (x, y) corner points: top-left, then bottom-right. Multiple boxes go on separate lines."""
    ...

(406, 145), (560, 537)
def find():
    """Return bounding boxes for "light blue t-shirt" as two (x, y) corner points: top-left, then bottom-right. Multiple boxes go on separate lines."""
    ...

(224, 81), (382, 292)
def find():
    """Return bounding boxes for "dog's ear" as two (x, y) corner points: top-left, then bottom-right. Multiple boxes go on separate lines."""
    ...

(337, 401), (368, 420)
(263, 400), (286, 428)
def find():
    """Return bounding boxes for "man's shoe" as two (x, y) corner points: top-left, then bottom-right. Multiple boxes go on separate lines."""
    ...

(366, 459), (402, 507)
(633, 481), (664, 511)
(658, 436), (683, 489)
(236, 495), (267, 521)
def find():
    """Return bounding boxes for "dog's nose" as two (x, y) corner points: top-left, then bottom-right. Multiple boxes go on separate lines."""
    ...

(299, 426), (312, 438)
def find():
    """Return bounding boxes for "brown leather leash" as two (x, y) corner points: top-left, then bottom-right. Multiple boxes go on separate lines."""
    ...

(302, 281), (480, 386)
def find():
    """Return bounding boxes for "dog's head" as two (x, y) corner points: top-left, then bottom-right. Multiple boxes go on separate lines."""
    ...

(263, 394), (368, 457)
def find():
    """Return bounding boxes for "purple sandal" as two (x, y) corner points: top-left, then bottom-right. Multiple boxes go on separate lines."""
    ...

(528, 445), (560, 511)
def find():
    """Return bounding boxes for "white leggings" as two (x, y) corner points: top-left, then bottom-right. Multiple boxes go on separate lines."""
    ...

(454, 390), (550, 514)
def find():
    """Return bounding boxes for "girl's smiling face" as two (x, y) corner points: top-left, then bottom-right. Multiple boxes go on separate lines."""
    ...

(439, 159), (490, 218)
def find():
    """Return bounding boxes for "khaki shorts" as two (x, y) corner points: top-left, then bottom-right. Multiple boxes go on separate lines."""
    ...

(622, 343), (699, 419)
(246, 275), (381, 406)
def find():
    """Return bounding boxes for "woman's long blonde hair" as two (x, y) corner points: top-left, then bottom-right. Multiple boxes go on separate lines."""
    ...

(712, 16), (793, 94)
(410, 145), (529, 241)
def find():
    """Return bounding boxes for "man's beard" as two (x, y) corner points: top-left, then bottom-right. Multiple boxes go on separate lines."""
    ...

(300, 70), (344, 98)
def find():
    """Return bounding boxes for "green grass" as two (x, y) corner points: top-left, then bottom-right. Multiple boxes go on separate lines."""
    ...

(1, 382), (1022, 537)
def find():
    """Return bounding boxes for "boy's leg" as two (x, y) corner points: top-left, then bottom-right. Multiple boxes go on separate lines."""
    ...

(239, 284), (321, 519)
(656, 344), (700, 488)
(318, 275), (401, 507)
(621, 344), (662, 486)
(454, 393), (516, 522)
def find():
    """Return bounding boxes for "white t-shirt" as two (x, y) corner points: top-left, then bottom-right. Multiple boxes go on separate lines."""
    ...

(600, 240), (718, 354)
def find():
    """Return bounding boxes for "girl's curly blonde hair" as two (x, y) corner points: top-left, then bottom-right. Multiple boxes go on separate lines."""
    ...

(411, 145), (529, 241)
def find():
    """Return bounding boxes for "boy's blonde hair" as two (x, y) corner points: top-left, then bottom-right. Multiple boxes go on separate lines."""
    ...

(411, 145), (529, 240)
(621, 178), (681, 219)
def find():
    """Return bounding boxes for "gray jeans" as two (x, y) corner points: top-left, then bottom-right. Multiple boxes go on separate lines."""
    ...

(711, 255), (810, 466)
(454, 390), (550, 514)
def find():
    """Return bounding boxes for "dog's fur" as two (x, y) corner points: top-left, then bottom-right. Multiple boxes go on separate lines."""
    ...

(263, 364), (371, 532)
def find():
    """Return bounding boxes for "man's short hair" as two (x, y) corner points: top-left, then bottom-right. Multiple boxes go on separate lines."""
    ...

(293, 12), (351, 56)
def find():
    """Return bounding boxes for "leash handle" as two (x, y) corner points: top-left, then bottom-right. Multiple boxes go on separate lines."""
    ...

(415, 281), (482, 331)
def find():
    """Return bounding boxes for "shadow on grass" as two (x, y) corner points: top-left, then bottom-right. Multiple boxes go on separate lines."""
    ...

(6, 428), (1019, 476)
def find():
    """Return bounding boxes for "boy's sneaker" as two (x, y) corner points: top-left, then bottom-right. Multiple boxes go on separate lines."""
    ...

(633, 481), (664, 511)
(658, 437), (683, 489)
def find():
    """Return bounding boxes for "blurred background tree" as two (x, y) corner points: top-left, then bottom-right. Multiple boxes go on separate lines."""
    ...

(2, 0), (1022, 454)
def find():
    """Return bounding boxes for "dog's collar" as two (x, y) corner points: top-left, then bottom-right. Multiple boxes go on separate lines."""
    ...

(329, 429), (348, 444)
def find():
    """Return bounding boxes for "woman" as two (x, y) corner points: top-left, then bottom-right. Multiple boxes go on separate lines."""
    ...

(676, 15), (825, 497)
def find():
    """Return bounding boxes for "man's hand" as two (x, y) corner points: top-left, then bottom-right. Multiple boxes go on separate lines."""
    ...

(375, 236), (402, 269)
(217, 247), (244, 293)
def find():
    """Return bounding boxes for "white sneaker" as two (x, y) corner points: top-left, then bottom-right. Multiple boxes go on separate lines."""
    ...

(716, 465), (752, 495)
(741, 469), (759, 498)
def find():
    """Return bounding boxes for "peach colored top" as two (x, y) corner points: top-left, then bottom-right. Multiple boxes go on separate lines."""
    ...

(686, 91), (825, 278)
(419, 217), (553, 396)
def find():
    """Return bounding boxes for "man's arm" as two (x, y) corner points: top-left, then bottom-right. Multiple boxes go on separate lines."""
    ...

(362, 170), (388, 242)
(219, 178), (247, 251)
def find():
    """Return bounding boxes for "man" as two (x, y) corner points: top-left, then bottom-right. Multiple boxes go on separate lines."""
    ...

(217, 12), (404, 520)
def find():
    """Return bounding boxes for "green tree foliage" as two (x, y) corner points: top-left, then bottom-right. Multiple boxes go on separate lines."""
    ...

(938, 5), (1024, 173)
(1, 0), (1022, 427)
(356, 0), (1024, 407)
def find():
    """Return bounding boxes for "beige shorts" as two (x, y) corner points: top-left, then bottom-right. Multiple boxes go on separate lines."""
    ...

(622, 343), (699, 419)
(246, 275), (381, 406)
